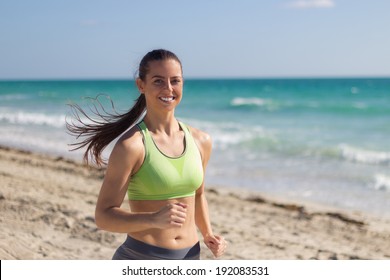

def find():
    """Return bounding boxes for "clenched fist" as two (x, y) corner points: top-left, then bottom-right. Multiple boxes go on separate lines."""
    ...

(151, 202), (188, 229)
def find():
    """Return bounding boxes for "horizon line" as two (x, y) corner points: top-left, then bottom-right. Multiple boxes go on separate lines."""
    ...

(1, 75), (390, 82)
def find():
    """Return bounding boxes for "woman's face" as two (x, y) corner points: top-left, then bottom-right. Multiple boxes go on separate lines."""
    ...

(137, 59), (183, 112)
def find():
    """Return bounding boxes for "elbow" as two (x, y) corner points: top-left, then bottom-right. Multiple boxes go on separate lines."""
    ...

(94, 208), (107, 230)
(94, 213), (103, 229)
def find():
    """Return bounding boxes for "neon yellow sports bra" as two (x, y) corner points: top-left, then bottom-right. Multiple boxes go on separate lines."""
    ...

(127, 121), (204, 200)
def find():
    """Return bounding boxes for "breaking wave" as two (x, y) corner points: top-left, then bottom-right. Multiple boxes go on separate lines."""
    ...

(0, 111), (66, 128)
(339, 144), (390, 166)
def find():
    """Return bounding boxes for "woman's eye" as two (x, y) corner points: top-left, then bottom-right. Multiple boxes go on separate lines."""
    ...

(171, 79), (181, 85)
(153, 79), (163, 85)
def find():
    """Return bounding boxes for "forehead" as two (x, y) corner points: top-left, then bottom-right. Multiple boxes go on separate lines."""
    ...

(146, 59), (182, 78)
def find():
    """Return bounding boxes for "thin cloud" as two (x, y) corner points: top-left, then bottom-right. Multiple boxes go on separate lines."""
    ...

(287, 0), (335, 9)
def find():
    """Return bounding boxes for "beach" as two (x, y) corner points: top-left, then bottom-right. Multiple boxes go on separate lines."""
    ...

(1, 145), (389, 260)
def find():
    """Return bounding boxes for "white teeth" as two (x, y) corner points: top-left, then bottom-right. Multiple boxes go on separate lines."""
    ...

(160, 97), (174, 102)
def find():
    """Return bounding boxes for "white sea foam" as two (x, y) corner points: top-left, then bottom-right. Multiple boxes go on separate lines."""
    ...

(0, 125), (110, 161)
(181, 118), (275, 150)
(0, 111), (66, 128)
(373, 174), (390, 192)
(0, 126), (68, 154)
(230, 97), (267, 107)
(339, 144), (390, 165)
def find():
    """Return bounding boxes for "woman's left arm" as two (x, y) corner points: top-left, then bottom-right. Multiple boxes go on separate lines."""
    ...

(191, 127), (227, 258)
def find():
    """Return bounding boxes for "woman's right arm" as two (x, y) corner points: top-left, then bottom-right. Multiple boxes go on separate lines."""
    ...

(94, 129), (187, 233)
(94, 129), (152, 233)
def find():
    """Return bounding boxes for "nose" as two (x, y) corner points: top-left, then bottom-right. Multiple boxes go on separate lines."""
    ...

(165, 80), (173, 92)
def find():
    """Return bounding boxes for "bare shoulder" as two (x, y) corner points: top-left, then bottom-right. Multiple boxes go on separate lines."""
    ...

(117, 125), (144, 152)
(108, 125), (144, 172)
(187, 125), (211, 146)
(186, 125), (212, 161)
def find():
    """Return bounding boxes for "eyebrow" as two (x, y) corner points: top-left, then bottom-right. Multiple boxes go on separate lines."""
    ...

(151, 75), (182, 79)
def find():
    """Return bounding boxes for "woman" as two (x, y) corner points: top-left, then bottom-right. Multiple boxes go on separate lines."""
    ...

(68, 49), (227, 260)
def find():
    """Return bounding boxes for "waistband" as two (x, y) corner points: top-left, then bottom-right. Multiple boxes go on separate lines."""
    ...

(113, 235), (200, 260)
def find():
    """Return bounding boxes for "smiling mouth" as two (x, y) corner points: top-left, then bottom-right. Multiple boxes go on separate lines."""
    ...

(159, 96), (175, 102)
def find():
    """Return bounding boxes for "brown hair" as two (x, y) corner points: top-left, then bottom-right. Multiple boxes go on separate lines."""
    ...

(66, 49), (182, 166)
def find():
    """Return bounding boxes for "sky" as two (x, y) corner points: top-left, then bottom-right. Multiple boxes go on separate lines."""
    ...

(1, 0), (390, 79)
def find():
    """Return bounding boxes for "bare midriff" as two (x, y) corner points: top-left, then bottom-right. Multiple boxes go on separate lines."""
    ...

(128, 195), (198, 249)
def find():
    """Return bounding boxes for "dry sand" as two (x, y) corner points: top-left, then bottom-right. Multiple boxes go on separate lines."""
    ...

(1, 146), (390, 260)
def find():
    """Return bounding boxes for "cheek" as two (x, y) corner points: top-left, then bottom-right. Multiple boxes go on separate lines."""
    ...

(176, 95), (183, 103)
(174, 85), (183, 93)
(146, 85), (162, 92)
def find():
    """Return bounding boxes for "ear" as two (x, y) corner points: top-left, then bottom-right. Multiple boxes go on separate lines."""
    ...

(136, 78), (145, 94)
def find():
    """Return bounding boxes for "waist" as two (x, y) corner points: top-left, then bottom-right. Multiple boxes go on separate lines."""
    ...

(118, 235), (200, 260)
(128, 196), (198, 248)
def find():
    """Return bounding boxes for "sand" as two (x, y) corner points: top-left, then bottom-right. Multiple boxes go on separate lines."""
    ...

(1, 145), (390, 260)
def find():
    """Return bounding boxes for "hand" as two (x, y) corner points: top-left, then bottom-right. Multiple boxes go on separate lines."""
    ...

(204, 234), (227, 258)
(151, 203), (187, 229)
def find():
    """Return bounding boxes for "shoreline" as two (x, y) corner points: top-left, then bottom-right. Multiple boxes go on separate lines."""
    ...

(1, 145), (390, 259)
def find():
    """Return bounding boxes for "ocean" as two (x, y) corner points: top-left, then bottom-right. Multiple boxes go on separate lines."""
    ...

(1, 78), (389, 218)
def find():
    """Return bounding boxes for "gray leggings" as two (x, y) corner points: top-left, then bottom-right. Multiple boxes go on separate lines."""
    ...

(112, 235), (201, 260)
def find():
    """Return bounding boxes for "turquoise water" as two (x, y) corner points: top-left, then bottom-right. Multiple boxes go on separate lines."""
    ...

(1, 78), (389, 217)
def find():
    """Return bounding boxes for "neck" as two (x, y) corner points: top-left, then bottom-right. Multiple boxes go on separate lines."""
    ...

(143, 110), (179, 135)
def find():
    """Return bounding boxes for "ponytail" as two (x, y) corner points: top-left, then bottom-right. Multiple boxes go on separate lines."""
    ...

(67, 94), (146, 166)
